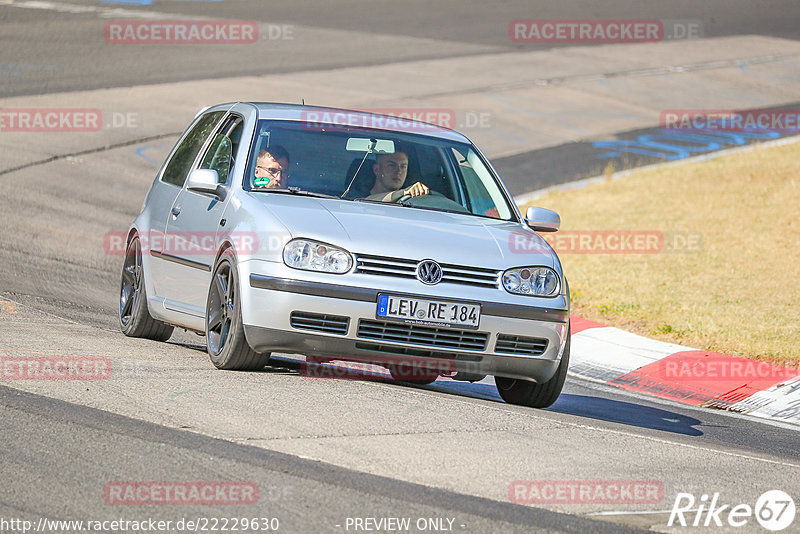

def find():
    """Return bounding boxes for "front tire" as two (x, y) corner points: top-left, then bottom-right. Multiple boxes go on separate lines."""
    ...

(119, 235), (173, 341)
(495, 327), (570, 408)
(206, 248), (270, 370)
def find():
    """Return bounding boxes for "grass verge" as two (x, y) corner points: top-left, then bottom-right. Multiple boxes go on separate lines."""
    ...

(521, 140), (800, 366)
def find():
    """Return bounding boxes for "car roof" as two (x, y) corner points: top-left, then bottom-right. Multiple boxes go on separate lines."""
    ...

(229, 102), (470, 143)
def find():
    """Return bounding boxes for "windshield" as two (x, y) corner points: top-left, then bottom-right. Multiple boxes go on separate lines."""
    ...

(245, 120), (516, 221)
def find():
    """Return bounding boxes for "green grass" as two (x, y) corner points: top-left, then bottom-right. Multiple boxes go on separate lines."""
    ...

(522, 141), (800, 366)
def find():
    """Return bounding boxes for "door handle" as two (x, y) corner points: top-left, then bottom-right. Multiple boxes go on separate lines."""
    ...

(171, 204), (182, 216)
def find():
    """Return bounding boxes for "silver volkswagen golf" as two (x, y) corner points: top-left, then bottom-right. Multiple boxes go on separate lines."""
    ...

(119, 102), (571, 408)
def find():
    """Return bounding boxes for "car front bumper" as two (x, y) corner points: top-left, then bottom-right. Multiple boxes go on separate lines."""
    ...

(239, 262), (569, 383)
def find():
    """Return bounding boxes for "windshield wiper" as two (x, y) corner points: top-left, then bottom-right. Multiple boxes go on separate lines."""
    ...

(352, 198), (468, 216)
(351, 197), (416, 208)
(253, 187), (338, 199)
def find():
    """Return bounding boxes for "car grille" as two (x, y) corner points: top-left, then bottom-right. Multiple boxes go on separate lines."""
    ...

(495, 334), (548, 356)
(354, 342), (483, 362)
(290, 312), (349, 336)
(357, 319), (489, 351)
(354, 254), (499, 288)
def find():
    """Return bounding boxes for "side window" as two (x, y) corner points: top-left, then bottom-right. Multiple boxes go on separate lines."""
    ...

(199, 118), (243, 184)
(416, 144), (451, 197)
(200, 135), (233, 183)
(161, 111), (224, 187)
(452, 148), (497, 217)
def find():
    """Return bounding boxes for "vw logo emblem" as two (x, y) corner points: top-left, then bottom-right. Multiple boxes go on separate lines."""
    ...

(416, 259), (443, 285)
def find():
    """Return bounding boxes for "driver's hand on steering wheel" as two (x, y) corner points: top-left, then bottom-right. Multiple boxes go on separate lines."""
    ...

(402, 182), (429, 198)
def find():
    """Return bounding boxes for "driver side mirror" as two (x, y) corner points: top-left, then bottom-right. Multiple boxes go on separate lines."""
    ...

(186, 169), (226, 201)
(524, 206), (560, 232)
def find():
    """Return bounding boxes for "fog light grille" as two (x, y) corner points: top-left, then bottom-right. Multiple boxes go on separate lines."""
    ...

(290, 312), (349, 336)
(495, 334), (548, 356)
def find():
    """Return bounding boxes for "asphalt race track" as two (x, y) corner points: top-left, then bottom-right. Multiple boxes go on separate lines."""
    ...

(3, 0), (800, 97)
(1, 1), (799, 533)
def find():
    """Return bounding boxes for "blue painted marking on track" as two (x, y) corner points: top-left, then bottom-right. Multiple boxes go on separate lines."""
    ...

(739, 60), (800, 82)
(136, 146), (169, 166)
(593, 129), (784, 161)
(0, 64), (57, 77)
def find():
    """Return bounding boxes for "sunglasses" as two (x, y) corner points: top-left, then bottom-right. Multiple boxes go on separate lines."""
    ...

(256, 165), (283, 178)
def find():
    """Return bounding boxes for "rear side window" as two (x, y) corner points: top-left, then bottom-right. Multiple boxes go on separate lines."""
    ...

(162, 111), (224, 186)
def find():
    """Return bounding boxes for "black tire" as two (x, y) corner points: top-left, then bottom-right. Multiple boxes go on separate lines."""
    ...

(119, 235), (174, 342)
(205, 248), (270, 370)
(495, 327), (570, 408)
(387, 362), (439, 385)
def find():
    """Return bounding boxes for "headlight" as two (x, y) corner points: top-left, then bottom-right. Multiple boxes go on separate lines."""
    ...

(502, 267), (559, 296)
(283, 239), (353, 274)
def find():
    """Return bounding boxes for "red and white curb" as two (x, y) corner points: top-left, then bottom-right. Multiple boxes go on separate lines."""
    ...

(513, 137), (800, 427)
(569, 315), (800, 427)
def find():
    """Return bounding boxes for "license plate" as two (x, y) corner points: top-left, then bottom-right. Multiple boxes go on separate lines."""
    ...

(376, 294), (480, 329)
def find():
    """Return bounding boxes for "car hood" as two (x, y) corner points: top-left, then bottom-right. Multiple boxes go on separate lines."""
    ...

(256, 195), (556, 269)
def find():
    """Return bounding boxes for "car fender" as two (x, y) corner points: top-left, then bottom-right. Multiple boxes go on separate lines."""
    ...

(213, 193), (293, 327)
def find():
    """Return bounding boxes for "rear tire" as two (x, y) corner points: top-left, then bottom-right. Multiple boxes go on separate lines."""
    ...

(495, 327), (570, 408)
(119, 235), (174, 342)
(206, 248), (270, 370)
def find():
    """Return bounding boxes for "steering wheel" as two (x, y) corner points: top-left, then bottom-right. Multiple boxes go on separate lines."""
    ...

(395, 189), (445, 204)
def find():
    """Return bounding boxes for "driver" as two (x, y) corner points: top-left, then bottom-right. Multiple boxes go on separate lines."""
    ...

(253, 146), (290, 189)
(363, 149), (429, 202)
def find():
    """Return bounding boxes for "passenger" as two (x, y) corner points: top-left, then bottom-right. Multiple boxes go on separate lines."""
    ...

(363, 149), (429, 202)
(253, 146), (290, 188)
